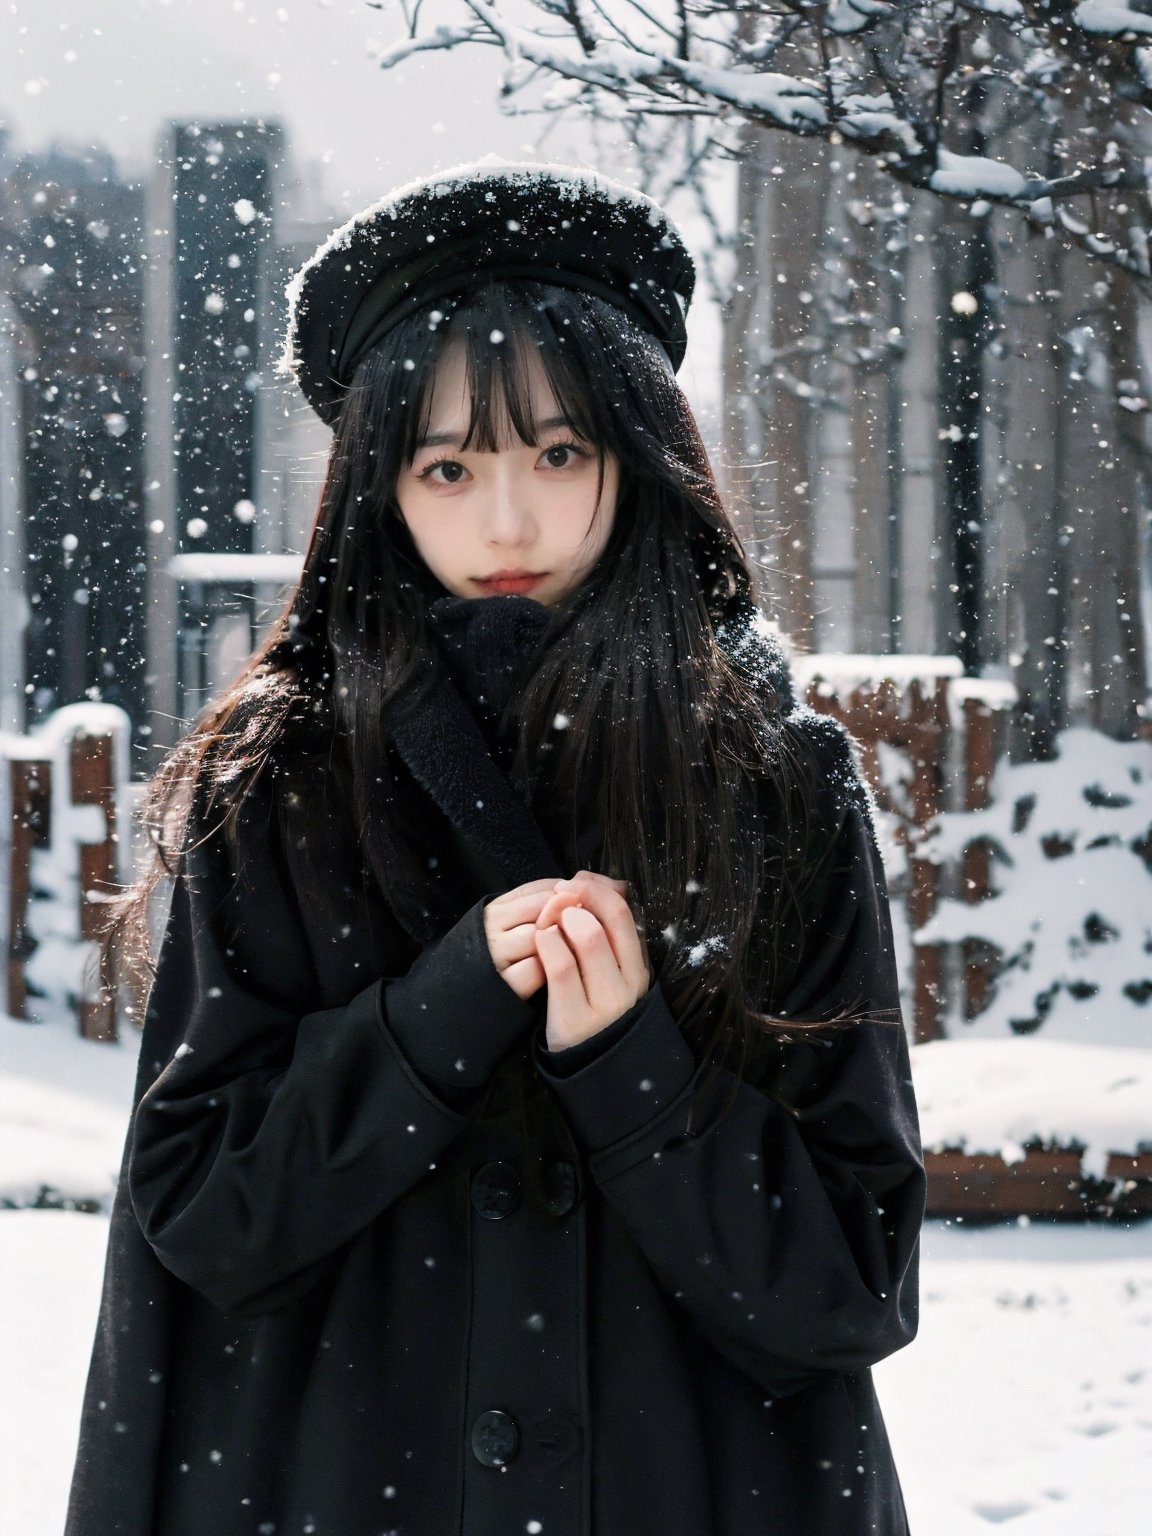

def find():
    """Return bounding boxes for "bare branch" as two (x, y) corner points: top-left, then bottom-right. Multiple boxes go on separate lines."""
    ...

(372, 22), (495, 70)
(363, 0), (1152, 292)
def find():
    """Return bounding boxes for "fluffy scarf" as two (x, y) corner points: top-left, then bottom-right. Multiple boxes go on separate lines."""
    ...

(384, 592), (793, 946)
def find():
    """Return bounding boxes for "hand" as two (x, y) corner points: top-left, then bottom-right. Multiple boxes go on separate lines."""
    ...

(533, 871), (653, 1051)
(483, 878), (575, 1001)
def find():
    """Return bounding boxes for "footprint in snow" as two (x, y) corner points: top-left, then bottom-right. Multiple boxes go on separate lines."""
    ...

(973, 1502), (1033, 1523)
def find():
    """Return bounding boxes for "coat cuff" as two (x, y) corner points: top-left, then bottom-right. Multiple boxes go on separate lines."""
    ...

(384, 895), (540, 1090)
(532, 980), (696, 1152)
(534, 1000), (639, 1075)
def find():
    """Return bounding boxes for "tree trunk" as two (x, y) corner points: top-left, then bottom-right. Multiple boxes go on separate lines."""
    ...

(724, 126), (829, 647)
(988, 215), (1067, 759)
(1084, 271), (1149, 738)
(848, 156), (906, 654)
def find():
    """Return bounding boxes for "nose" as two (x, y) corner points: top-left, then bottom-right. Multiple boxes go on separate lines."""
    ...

(484, 461), (537, 549)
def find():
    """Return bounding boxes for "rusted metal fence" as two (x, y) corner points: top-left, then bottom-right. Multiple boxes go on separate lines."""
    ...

(793, 657), (1016, 1043)
(1, 705), (133, 1041)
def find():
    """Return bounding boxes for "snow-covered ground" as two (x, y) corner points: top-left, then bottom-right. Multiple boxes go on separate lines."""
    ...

(911, 1037), (1151, 1179)
(878, 1222), (1152, 1535)
(0, 1009), (137, 1212)
(2, 1011), (1150, 1534)
(4, 1211), (1149, 1534)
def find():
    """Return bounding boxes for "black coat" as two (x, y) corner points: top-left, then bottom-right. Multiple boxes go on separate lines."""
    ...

(66, 595), (924, 1536)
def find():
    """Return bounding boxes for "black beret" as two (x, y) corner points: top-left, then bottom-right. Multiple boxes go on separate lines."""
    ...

(279, 158), (696, 426)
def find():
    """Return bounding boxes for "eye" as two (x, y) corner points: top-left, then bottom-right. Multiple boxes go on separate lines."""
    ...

(539, 441), (589, 470)
(418, 457), (469, 486)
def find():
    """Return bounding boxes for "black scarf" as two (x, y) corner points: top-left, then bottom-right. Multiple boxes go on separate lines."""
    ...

(425, 592), (558, 762)
(385, 591), (793, 946)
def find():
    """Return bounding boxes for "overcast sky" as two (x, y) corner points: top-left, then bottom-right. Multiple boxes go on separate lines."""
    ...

(1, 0), (555, 207)
(0, 0), (725, 404)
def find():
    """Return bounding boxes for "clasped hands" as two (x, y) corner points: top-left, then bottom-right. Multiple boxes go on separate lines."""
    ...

(482, 872), (653, 1052)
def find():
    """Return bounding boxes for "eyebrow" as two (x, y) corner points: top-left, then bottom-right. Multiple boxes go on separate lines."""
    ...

(415, 414), (574, 450)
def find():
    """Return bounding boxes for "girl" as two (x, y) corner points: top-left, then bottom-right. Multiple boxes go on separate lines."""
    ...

(66, 162), (924, 1536)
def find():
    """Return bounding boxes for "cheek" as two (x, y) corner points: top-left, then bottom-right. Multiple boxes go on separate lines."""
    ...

(395, 496), (448, 562)
(555, 485), (604, 546)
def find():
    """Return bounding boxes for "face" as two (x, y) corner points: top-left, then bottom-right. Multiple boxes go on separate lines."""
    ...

(394, 341), (619, 607)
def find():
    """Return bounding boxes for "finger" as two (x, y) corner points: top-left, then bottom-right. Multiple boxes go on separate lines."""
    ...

(554, 872), (635, 911)
(537, 880), (630, 929)
(556, 870), (629, 894)
(557, 905), (638, 1015)
(566, 875), (651, 982)
(535, 922), (591, 1021)
(490, 919), (548, 963)
(485, 890), (562, 946)
(545, 881), (650, 995)
(486, 888), (563, 936)
(499, 953), (545, 999)
(535, 889), (586, 928)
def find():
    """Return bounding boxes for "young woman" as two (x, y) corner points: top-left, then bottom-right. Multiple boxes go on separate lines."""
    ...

(66, 162), (924, 1536)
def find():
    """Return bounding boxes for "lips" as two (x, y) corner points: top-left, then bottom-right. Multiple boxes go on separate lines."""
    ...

(473, 572), (547, 594)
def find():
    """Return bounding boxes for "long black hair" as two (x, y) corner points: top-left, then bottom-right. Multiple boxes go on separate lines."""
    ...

(112, 279), (842, 1100)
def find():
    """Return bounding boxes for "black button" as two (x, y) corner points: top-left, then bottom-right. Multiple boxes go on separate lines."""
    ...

(542, 1159), (579, 1217)
(471, 1408), (519, 1467)
(471, 1160), (521, 1220)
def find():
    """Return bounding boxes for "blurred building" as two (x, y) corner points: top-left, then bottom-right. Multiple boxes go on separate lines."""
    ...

(0, 118), (333, 766)
(0, 144), (148, 746)
(0, 281), (27, 735)
(144, 119), (333, 745)
(145, 118), (273, 737)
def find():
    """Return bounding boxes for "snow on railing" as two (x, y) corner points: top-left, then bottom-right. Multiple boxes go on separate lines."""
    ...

(799, 667), (1152, 1215)
(796, 652), (1013, 1044)
(0, 704), (134, 1041)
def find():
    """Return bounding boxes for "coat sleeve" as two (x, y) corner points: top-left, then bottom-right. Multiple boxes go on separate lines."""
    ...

(128, 772), (537, 1319)
(533, 714), (925, 1398)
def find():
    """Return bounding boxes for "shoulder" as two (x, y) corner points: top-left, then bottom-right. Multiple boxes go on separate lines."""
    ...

(712, 599), (875, 829)
(716, 604), (880, 851)
(777, 703), (881, 846)
(714, 598), (795, 715)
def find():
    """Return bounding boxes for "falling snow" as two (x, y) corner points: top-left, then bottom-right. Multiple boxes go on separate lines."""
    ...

(1, 8), (1150, 1533)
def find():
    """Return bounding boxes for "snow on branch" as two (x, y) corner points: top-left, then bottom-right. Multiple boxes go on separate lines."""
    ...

(366, 0), (1152, 287)
(372, 23), (497, 70)
(1072, 0), (1152, 38)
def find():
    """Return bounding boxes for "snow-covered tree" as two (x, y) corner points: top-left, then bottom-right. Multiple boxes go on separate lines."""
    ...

(368, 2), (1152, 750)
(723, 122), (1151, 749)
(370, 0), (1152, 288)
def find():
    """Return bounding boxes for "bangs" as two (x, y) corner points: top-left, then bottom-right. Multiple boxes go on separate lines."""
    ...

(399, 284), (618, 464)
(344, 277), (696, 538)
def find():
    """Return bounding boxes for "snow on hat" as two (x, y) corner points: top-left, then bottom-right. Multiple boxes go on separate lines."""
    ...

(279, 157), (696, 426)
